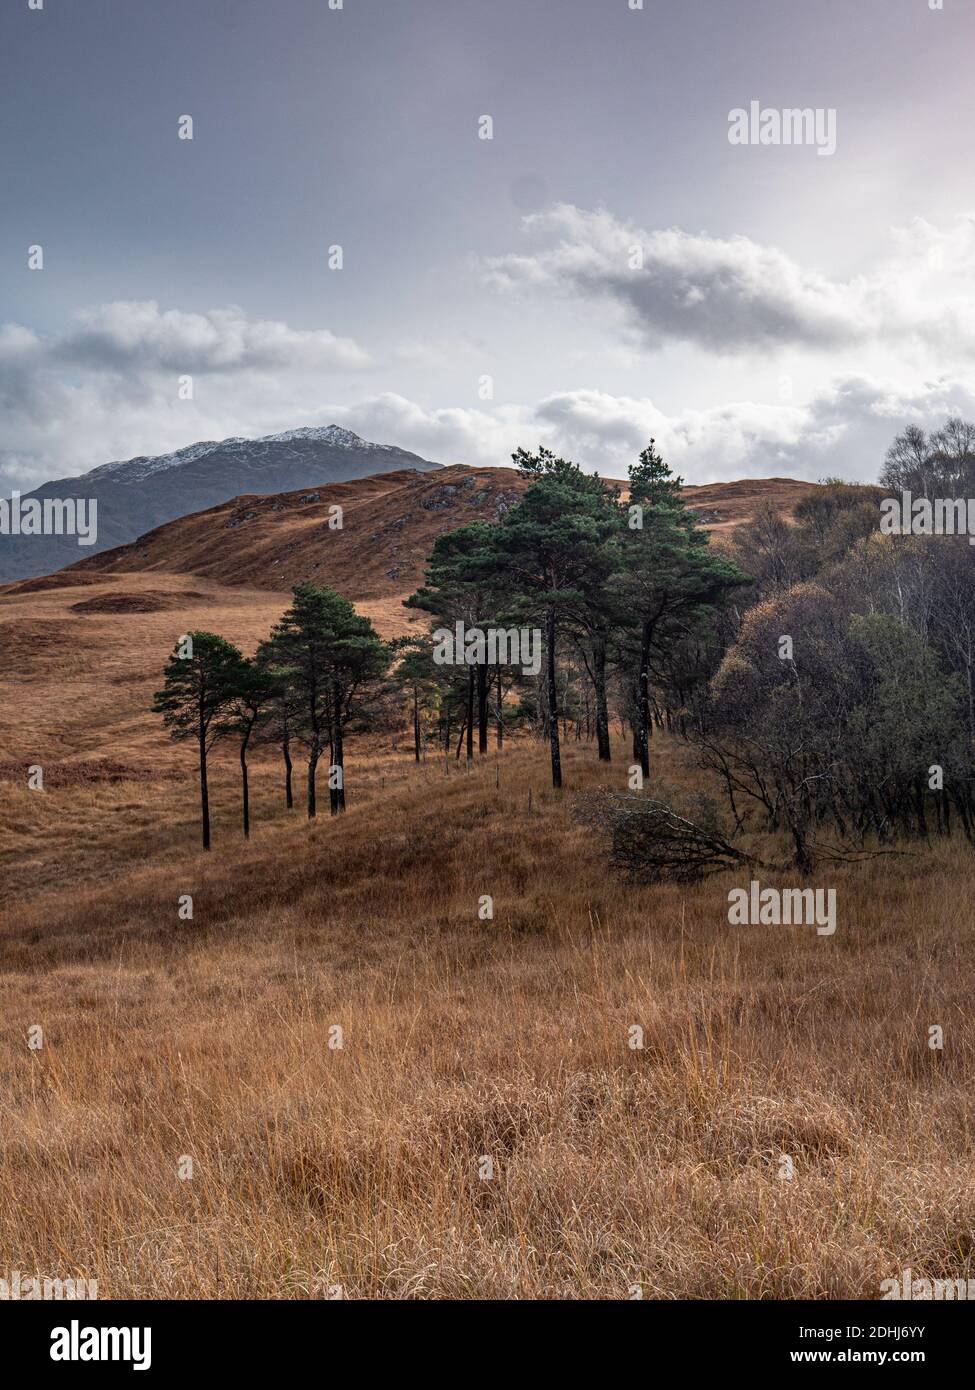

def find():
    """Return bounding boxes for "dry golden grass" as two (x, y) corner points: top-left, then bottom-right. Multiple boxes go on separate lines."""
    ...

(2, 705), (975, 1299)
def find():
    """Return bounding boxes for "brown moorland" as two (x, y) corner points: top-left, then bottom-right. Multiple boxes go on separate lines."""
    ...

(0, 725), (972, 1299)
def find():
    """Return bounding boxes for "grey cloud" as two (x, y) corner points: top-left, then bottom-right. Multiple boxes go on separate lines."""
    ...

(51, 301), (373, 374)
(487, 206), (975, 357)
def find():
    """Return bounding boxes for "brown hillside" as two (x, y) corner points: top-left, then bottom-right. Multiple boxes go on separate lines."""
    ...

(49, 466), (816, 605)
(60, 466), (524, 602)
(0, 470), (815, 770)
(680, 476), (815, 531)
(0, 470), (474, 769)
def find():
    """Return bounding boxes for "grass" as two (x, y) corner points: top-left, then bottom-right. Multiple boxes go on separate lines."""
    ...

(2, 714), (974, 1300)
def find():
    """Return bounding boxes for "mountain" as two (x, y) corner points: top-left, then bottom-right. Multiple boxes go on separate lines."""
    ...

(0, 425), (441, 584)
(35, 469), (815, 607)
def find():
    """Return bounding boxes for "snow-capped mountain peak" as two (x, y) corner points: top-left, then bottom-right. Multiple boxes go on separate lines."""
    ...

(258, 424), (380, 449)
(86, 424), (395, 484)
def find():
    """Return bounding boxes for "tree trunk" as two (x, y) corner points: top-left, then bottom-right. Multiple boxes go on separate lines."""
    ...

(477, 662), (489, 754)
(413, 685), (421, 763)
(331, 682), (346, 813)
(637, 619), (652, 779)
(240, 723), (252, 839)
(282, 733), (293, 809)
(496, 664), (504, 748)
(546, 604), (562, 788)
(593, 631), (611, 762)
(466, 666), (474, 763)
(198, 721), (211, 851)
(307, 744), (320, 818)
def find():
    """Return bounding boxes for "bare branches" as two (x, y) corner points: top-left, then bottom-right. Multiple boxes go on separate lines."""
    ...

(583, 792), (785, 883)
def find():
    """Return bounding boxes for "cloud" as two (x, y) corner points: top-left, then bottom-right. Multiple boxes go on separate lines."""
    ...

(529, 378), (975, 483)
(331, 392), (534, 470)
(3, 299), (975, 495)
(323, 379), (975, 486)
(486, 205), (975, 357)
(0, 302), (374, 490)
(52, 300), (373, 373)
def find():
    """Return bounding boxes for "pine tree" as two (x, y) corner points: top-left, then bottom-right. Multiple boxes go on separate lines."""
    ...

(220, 656), (276, 838)
(619, 441), (745, 778)
(494, 448), (619, 787)
(262, 584), (389, 817)
(152, 631), (243, 850)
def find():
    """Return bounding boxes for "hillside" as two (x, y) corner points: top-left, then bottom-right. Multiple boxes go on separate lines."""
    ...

(44, 469), (816, 605)
(0, 425), (441, 585)
(0, 469), (816, 777)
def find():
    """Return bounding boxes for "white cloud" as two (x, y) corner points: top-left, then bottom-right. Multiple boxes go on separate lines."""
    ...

(486, 205), (975, 358)
(0, 301), (374, 490)
(54, 300), (373, 373)
(530, 378), (975, 483)
(3, 298), (975, 495)
(333, 379), (975, 485)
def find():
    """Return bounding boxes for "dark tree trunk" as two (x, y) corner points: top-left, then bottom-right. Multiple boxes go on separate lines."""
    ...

(331, 682), (346, 813)
(593, 631), (611, 762)
(282, 734), (293, 809)
(240, 723), (252, 839)
(477, 662), (489, 754)
(496, 664), (504, 748)
(466, 666), (475, 763)
(307, 684), (322, 818)
(546, 604), (562, 788)
(413, 685), (421, 762)
(637, 619), (652, 779)
(198, 719), (211, 851)
(307, 745), (320, 818)
(915, 778), (928, 838)
(789, 813), (813, 873)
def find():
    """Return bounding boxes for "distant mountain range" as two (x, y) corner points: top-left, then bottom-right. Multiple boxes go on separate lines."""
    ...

(0, 425), (441, 583)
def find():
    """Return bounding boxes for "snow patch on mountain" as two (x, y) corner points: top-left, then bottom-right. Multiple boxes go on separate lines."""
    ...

(259, 424), (387, 449)
(83, 424), (393, 483)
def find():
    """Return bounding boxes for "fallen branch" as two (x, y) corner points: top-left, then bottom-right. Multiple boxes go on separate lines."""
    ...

(583, 793), (787, 883)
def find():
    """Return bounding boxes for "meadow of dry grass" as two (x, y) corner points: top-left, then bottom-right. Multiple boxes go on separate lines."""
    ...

(2, 573), (975, 1300)
(3, 742), (975, 1296)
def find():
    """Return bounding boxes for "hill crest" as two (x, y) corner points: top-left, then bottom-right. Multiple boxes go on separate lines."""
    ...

(43, 467), (817, 605)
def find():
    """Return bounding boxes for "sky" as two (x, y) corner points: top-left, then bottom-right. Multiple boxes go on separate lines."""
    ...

(2, 0), (975, 492)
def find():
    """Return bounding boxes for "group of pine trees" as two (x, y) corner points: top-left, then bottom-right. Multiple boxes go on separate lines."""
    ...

(153, 441), (741, 849)
(153, 586), (389, 848)
(403, 444), (744, 789)
(154, 420), (975, 874)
